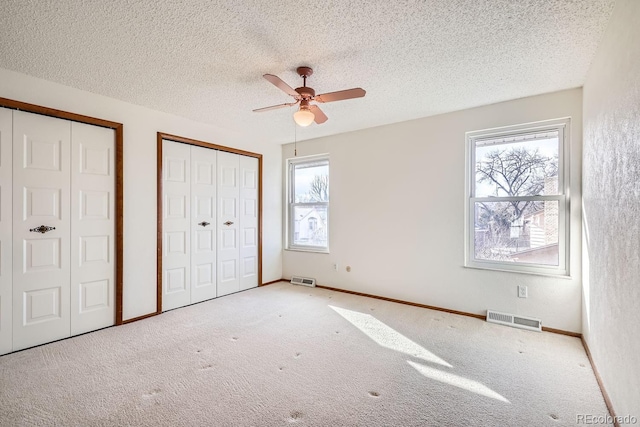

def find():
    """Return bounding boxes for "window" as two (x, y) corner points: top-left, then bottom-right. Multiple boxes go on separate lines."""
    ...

(465, 119), (570, 276)
(288, 156), (329, 252)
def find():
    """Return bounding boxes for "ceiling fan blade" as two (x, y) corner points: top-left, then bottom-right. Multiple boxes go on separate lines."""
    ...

(314, 88), (366, 103)
(253, 102), (298, 112)
(310, 105), (328, 124)
(263, 74), (299, 97)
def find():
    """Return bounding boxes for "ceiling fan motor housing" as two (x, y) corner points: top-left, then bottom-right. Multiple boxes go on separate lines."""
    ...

(295, 86), (315, 99)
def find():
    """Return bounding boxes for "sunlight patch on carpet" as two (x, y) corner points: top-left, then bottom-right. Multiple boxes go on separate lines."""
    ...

(408, 360), (510, 403)
(329, 305), (452, 367)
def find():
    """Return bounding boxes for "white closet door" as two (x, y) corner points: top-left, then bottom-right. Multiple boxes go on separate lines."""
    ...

(239, 156), (258, 291)
(0, 108), (12, 355)
(217, 151), (240, 296)
(70, 122), (115, 335)
(190, 146), (217, 303)
(162, 140), (191, 311)
(12, 110), (71, 351)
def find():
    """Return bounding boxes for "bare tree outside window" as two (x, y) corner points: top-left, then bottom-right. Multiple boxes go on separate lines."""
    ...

(475, 147), (558, 260)
(309, 175), (329, 202)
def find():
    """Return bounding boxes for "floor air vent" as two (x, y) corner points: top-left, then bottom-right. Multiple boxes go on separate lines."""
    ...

(486, 310), (542, 332)
(290, 276), (316, 287)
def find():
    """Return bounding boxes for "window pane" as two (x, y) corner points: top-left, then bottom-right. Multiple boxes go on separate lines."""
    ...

(475, 134), (559, 197)
(294, 162), (329, 203)
(292, 205), (327, 247)
(473, 201), (559, 266)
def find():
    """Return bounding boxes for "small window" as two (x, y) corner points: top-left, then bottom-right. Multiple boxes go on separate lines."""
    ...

(288, 156), (329, 252)
(465, 119), (569, 276)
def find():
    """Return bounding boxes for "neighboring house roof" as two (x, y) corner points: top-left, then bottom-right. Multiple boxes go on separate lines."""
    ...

(294, 207), (327, 222)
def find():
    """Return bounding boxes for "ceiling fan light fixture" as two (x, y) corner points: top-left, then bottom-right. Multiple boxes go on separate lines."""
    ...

(293, 108), (315, 126)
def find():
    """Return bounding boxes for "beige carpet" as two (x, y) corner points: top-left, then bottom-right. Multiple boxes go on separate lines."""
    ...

(0, 282), (611, 426)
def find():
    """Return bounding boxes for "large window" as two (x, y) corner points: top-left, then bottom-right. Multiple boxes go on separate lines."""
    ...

(288, 156), (329, 252)
(465, 119), (570, 276)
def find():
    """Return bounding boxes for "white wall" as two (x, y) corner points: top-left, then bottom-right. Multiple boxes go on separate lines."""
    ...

(283, 88), (583, 332)
(582, 0), (640, 419)
(0, 68), (283, 321)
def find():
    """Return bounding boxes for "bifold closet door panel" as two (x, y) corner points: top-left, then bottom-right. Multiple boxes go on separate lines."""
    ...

(217, 151), (240, 297)
(162, 140), (191, 311)
(160, 142), (257, 307)
(70, 122), (115, 335)
(0, 108), (12, 355)
(12, 110), (71, 351)
(239, 156), (258, 291)
(190, 146), (217, 304)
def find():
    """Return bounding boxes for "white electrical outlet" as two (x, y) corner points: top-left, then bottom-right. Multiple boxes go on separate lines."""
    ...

(518, 285), (528, 298)
(332, 263), (338, 271)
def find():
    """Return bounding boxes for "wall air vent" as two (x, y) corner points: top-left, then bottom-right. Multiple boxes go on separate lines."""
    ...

(486, 310), (542, 332)
(290, 276), (316, 287)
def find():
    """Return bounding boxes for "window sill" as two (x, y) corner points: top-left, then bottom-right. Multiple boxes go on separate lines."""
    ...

(463, 263), (572, 279)
(285, 247), (330, 254)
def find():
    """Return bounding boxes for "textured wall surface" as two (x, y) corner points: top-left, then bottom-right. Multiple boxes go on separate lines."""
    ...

(582, 0), (640, 419)
(283, 89), (583, 333)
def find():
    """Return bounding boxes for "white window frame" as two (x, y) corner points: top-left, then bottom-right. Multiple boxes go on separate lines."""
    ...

(464, 118), (571, 277)
(287, 155), (330, 253)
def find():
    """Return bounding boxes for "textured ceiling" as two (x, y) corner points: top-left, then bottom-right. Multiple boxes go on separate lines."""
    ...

(0, 0), (615, 145)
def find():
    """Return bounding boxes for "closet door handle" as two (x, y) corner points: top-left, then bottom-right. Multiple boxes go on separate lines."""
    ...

(223, 221), (234, 226)
(30, 225), (56, 234)
(198, 221), (210, 227)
